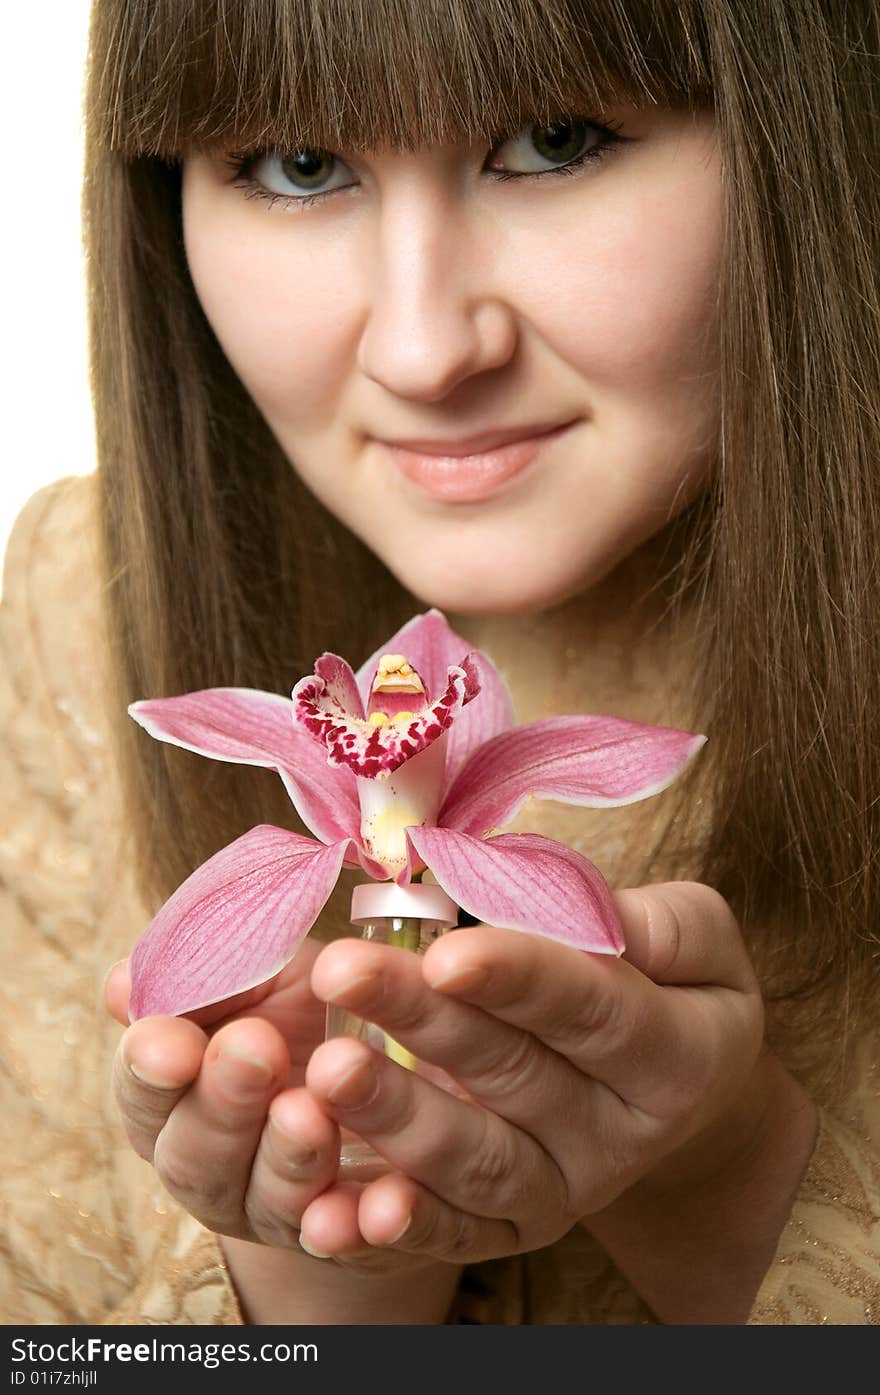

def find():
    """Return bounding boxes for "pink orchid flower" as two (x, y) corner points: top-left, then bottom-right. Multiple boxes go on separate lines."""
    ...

(127, 609), (705, 1019)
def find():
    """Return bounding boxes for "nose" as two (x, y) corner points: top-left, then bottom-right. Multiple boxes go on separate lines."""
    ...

(356, 189), (517, 402)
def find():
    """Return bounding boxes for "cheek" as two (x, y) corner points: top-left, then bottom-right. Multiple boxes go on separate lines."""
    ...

(510, 163), (723, 393)
(183, 210), (356, 413)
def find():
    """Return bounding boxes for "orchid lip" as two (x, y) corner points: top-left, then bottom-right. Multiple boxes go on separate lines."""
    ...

(376, 418), (581, 457)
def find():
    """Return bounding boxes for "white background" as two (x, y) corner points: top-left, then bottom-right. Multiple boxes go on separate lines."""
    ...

(1, 3), (94, 585)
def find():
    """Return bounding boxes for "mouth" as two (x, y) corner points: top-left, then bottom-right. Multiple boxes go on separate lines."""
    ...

(380, 419), (578, 456)
(379, 419), (580, 504)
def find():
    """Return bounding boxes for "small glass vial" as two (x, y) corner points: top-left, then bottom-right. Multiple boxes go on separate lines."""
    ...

(326, 880), (462, 1177)
(326, 880), (459, 1069)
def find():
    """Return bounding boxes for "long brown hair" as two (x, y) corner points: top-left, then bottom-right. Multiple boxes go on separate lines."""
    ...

(82, 1), (880, 1091)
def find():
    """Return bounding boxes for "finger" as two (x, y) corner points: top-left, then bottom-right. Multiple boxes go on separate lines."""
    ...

(356, 1170), (518, 1264)
(301, 1171), (516, 1272)
(298, 1181), (437, 1275)
(104, 959), (131, 1025)
(241, 1086), (341, 1247)
(152, 1016), (289, 1237)
(305, 1033), (561, 1234)
(113, 1015), (208, 1160)
(421, 921), (750, 1115)
(298, 1180), (370, 1257)
(312, 934), (602, 1172)
(615, 882), (755, 990)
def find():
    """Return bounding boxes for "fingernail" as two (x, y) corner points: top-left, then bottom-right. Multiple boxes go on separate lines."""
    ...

(128, 1060), (180, 1090)
(326, 1058), (379, 1108)
(102, 958), (127, 991)
(428, 963), (489, 994)
(299, 1236), (332, 1259)
(214, 1046), (274, 1101)
(382, 1214), (412, 1246)
(269, 1115), (318, 1168)
(326, 971), (381, 1007)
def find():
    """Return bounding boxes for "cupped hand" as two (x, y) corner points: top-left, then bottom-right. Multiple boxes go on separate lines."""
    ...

(105, 938), (345, 1249)
(297, 882), (767, 1264)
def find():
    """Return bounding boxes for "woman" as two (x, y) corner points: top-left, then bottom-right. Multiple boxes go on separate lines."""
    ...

(1, 0), (877, 1323)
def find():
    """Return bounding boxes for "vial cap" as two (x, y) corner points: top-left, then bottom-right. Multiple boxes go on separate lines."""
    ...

(350, 880), (459, 925)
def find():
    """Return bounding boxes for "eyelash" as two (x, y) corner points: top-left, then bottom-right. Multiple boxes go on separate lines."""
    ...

(221, 119), (625, 213)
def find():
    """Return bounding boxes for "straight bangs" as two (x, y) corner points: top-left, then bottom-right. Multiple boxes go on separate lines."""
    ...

(91, 0), (713, 159)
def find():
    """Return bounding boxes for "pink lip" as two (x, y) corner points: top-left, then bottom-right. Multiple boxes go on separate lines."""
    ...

(382, 420), (577, 503)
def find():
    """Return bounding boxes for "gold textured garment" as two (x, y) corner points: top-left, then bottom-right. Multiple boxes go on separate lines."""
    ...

(1, 476), (878, 1326)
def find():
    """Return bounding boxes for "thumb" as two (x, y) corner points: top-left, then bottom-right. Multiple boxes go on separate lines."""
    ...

(612, 881), (755, 991)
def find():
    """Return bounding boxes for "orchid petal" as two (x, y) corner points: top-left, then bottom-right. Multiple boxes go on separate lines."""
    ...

(292, 654), (480, 779)
(129, 688), (361, 848)
(275, 765), (369, 866)
(406, 826), (623, 954)
(129, 825), (349, 1019)
(440, 716), (707, 837)
(315, 653), (366, 720)
(355, 609), (515, 794)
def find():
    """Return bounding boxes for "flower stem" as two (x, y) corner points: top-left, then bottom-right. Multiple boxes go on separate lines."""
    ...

(383, 916), (422, 1067)
(387, 916), (422, 952)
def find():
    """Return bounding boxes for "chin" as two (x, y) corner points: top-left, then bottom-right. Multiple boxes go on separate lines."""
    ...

(392, 557), (595, 618)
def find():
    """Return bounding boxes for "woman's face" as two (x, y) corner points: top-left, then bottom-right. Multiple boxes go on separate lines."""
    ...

(182, 104), (722, 613)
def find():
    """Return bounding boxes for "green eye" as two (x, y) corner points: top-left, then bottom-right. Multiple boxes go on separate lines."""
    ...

(277, 149), (340, 191)
(225, 115), (624, 214)
(532, 121), (593, 166)
(493, 120), (594, 172)
(488, 117), (624, 179)
(235, 147), (356, 202)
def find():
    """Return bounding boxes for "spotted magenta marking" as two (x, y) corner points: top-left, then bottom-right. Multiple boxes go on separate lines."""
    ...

(291, 653), (482, 778)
